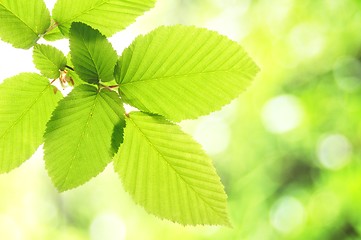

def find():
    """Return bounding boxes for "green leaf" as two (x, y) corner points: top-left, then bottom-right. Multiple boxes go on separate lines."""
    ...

(70, 22), (118, 84)
(114, 112), (230, 226)
(52, 0), (156, 37)
(0, 0), (50, 49)
(115, 25), (259, 121)
(44, 85), (125, 191)
(33, 44), (67, 79)
(0, 73), (62, 173)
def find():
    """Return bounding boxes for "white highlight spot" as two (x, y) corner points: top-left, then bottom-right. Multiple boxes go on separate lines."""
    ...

(90, 213), (126, 240)
(194, 117), (230, 155)
(262, 95), (303, 134)
(123, 103), (139, 114)
(288, 24), (325, 59)
(0, 215), (23, 240)
(206, 0), (251, 40)
(317, 134), (352, 170)
(270, 196), (305, 234)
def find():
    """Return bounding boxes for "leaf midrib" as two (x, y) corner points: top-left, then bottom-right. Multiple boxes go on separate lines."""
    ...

(127, 116), (226, 220)
(61, 90), (100, 188)
(42, 49), (62, 70)
(0, 84), (52, 140)
(0, 3), (42, 36)
(37, 49), (63, 75)
(58, 0), (110, 26)
(75, 28), (102, 81)
(120, 69), (253, 87)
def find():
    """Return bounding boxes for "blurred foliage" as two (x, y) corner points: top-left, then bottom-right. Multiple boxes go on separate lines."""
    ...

(1, 0), (361, 239)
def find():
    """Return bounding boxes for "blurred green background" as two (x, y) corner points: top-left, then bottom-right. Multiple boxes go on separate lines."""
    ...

(1, 0), (361, 239)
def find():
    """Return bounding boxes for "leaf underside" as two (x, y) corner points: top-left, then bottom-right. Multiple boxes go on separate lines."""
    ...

(44, 85), (125, 191)
(0, 0), (50, 49)
(52, 0), (156, 37)
(114, 112), (230, 226)
(70, 22), (118, 84)
(115, 25), (259, 121)
(33, 44), (67, 79)
(0, 73), (62, 173)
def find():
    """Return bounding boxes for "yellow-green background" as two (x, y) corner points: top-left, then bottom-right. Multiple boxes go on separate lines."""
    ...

(1, 0), (361, 239)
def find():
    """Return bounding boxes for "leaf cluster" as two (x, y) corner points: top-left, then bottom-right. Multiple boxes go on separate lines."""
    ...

(0, 0), (259, 226)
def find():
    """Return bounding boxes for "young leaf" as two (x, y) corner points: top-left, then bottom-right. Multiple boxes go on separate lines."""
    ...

(44, 85), (125, 191)
(0, 73), (62, 173)
(52, 0), (156, 37)
(33, 44), (67, 79)
(70, 22), (118, 84)
(0, 0), (50, 49)
(115, 25), (259, 121)
(114, 112), (230, 226)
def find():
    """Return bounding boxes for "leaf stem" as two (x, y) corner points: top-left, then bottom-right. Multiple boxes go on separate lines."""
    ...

(44, 21), (59, 35)
(65, 65), (75, 71)
(98, 83), (119, 91)
(107, 84), (119, 89)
